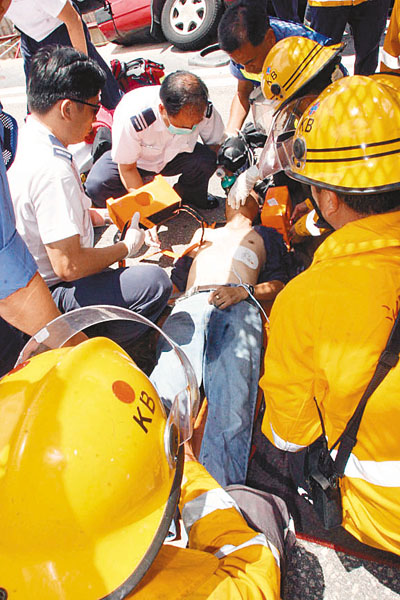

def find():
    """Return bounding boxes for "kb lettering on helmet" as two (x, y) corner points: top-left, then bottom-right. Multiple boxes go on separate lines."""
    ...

(132, 390), (156, 433)
(299, 117), (314, 133)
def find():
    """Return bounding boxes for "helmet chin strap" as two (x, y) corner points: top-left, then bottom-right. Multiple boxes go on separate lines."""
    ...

(309, 195), (334, 231)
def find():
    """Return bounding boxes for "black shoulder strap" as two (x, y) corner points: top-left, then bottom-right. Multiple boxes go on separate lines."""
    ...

(332, 310), (400, 476)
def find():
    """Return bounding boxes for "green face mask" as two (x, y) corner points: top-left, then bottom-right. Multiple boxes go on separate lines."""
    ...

(166, 117), (198, 135)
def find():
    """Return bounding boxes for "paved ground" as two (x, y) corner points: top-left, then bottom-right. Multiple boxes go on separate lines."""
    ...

(1, 25), (399, 598)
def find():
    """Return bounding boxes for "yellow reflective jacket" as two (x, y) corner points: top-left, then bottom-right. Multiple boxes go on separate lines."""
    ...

(261, 211), (400, 556)
(381, 0), (400, 71)
(131, 461), (281, 599)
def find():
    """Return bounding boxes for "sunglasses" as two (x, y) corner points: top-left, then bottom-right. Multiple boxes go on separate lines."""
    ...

(71, 98), (101, 115)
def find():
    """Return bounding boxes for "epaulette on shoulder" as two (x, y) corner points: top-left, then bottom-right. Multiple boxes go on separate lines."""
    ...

(205, 100), (213, 119)
(130, 107), (156, 132)
(49, 134), (72, 162)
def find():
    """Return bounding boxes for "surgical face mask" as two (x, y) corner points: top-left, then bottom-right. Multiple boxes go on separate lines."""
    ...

(166, 116), (198, 136)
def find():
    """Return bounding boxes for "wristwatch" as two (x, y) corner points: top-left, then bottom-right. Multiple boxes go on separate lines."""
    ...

(244, 284), (255, 297)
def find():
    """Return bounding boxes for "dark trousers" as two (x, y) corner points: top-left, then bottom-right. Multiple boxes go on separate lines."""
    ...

(85, 143), (218, 208)
(0, 318), (26, 377)
(271, 0), (300, 22)
(51, 265), (172, 351)
(20, 16), (122, 110)
(307, 0), (391, 75)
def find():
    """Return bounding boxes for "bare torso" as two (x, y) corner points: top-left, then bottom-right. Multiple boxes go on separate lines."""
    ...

(185, 223), (266, 290)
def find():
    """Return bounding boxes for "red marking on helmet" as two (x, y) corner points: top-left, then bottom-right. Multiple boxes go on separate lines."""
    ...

(112, 380), (136, 404)
(7, 360), (30, 375)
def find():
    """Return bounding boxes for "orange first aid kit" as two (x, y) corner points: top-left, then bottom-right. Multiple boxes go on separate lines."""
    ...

(106, 175), (181, 230)
(260, 186), (292, 244)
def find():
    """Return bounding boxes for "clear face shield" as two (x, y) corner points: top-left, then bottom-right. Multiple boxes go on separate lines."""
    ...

(258, 95), (317, 179)
(249, 86), (277, 136)
(16, 306), (200, 453)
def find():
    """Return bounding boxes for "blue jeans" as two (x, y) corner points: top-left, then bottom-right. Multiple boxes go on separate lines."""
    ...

(150, 291), (263, 486)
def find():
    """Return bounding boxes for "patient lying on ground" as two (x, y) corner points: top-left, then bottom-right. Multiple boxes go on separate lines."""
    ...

(151, 194), (289, 486)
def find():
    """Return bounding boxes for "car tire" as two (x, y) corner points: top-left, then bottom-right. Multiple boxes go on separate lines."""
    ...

(161, 0), (224, 51)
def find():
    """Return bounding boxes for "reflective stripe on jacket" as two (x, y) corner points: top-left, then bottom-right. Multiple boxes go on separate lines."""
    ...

(308, 0), (366, 6)
(381, 0), (400, 70)
(261, 211), (400, 555)
(131, 461), (281, 599)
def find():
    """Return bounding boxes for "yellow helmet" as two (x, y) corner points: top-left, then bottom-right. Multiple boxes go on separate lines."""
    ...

(261, 36), (344, 110)
(285, 75), (400, 193)
(0, 333), (186, 599)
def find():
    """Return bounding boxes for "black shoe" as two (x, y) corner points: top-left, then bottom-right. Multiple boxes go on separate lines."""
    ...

(196, 194), (223, 210)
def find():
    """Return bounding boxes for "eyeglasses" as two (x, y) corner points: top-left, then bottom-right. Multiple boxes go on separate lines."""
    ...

(70, 98), (101, 115)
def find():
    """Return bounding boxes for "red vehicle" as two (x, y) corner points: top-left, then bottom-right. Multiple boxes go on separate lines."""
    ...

(94, 0), (235, 51)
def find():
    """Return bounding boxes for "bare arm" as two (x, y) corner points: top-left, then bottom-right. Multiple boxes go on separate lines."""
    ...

(226, 79), (255, 134)
(0, 271), (61, 335)
(57, 1), (88, 55)
(45, 234), (128, 282)
(254, 279), (285, 301)
(118, 162), (144, 193)
(208, 279), (284, 310)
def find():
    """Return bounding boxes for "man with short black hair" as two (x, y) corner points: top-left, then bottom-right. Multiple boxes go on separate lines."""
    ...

(8, 46), (172, 353)
(218, 0), (334, 136)
(85, 70), (224, 210)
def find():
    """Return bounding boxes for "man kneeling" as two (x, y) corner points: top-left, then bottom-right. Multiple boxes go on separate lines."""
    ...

(8, 46), (172, 351)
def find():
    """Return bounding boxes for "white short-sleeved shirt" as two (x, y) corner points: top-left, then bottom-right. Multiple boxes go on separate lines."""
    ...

(5, 0), (68, 41)
(111, 85), (225, 173)
(8, 116), (94, 286)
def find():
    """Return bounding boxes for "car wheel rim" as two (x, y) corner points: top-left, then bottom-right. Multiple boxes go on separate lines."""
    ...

(169, 0), (207, 36)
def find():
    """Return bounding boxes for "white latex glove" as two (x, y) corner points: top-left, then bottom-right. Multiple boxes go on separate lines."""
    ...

(122, 212), (145, 258)
(144, 225), (161, 250)
(227, 165), (260, 210)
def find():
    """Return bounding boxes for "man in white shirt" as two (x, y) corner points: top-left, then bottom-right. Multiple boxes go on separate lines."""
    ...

(2, 0), (122, 109)
(8, 46), (172, 351)
(85, 71), (225, 210)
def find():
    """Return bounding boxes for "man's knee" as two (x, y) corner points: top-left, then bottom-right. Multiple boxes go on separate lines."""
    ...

(146, 267), (173, 305)
(193, 144), (217, 177)
(85, 150), (124, 207)
(123, 265), (172, 308)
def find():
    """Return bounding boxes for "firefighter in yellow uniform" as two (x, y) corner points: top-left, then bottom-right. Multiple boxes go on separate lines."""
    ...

(260, 73), (400, 556)
(381, 0), (400, 73)
(0, 334), (291, 599)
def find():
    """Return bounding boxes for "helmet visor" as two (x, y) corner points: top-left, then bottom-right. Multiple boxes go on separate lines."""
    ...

(17, 305), (200, 445)
(258, 95), (317, 178)
(250, 94), (277, 136)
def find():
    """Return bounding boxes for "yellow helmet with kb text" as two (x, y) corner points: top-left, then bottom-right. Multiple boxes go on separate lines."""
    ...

(285, 74), (400, 193)
(0, 336), (183, 599)
(261, 36), (344, 112)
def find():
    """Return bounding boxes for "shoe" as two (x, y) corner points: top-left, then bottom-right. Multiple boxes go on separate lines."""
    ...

(196, 194), (223, 210)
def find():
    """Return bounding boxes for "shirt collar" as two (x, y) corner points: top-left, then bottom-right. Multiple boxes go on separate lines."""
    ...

(312, 211), (400, 265)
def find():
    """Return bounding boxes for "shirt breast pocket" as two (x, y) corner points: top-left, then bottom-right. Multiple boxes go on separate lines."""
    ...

(140, 143), (162, 158)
